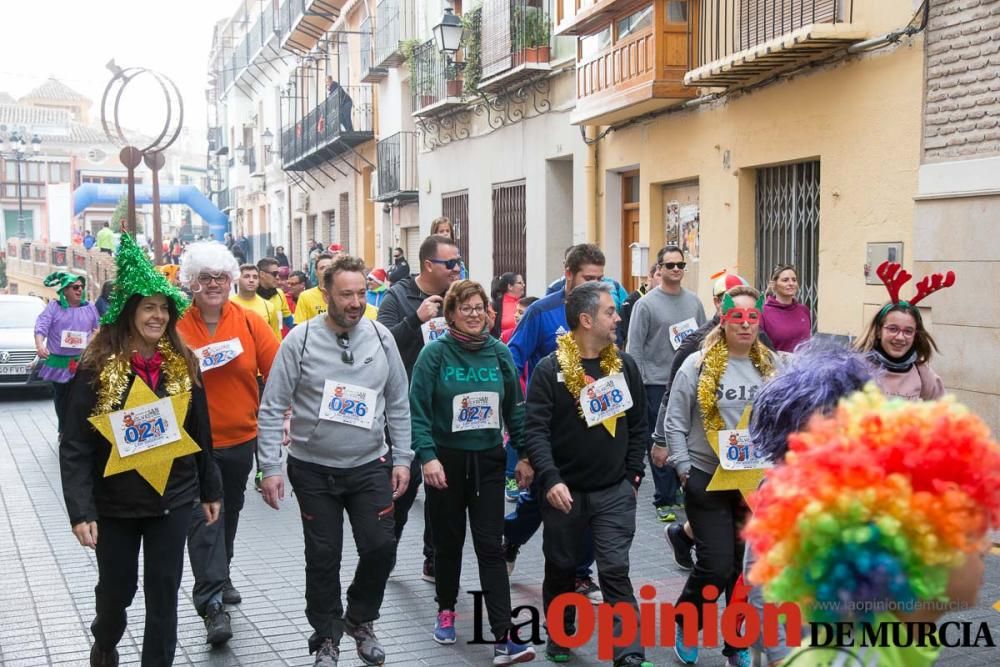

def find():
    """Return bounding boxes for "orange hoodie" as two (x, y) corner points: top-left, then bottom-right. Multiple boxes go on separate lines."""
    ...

(177, 301), (279, 448)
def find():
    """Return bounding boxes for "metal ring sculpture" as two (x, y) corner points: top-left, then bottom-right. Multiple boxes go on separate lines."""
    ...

(101, 66), (184, 153)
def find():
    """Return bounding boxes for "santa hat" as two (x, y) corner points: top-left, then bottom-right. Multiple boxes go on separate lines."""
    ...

(367, 268), (388, 289)
(328, 243), (343, 253)
(711, 269), (750, 296)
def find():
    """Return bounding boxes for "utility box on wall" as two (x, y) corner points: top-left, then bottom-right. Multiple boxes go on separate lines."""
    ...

(865, 242), (903, 284)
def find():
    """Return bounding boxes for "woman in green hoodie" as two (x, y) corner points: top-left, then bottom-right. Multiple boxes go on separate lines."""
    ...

(410, 279), (536, 664)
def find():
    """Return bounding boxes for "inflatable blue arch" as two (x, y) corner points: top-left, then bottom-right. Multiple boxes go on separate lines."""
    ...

(73, 184), (229, 241)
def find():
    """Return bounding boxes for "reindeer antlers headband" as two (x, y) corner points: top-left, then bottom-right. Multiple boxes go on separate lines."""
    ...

(876, 261), (956, 319)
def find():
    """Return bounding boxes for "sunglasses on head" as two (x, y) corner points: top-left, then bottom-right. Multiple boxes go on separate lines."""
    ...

(428, 257), (462, 270)
(336, 333), (354, 365)
(660, 261), (687, 270)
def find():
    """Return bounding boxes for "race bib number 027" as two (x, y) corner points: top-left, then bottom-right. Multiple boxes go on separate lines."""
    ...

(452, 391), (501, 432)
(421, 317), (448, 345)
(108, 397), (182, 458)
(718, 429), (772, 471)
(318, 380), (376, 430)
(580, 373), (633, 428)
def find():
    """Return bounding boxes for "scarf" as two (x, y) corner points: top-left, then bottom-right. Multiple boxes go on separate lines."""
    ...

(257, 286), (278, 300)
(868, 345), (917, 373)
(130, 351), (164, 390)
(448, 325), (491, 351)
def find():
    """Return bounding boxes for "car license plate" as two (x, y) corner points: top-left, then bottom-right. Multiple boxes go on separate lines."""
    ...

(0, 365), (28, 375)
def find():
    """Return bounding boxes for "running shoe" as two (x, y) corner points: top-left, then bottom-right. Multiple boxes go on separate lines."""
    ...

(613, 655), (654, 667)
(222, 578), (242, 605)
(544, 637), (570, 663)
(726, 649), (752, 667)
(345, 619), (385, 665)
(505, 477), (520, 502)
(574, 576), (602, 604)
(493, 637), (536, 664)
(665, 523), (695, 570)
(314, 638), (340, 667)
(503, 539), (520, 575)
(673, 623), (699, 664)
(204, 602), (232, 646)
(422, 559), (436, 583)
(655, 505), (677, 522)
(433, 610), (457, 644)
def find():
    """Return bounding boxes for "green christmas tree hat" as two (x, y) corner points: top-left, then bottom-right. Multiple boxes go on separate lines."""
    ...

(100, 232), (189, 325)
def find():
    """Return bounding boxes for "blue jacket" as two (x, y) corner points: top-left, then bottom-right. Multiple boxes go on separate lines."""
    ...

(507, 289), (569, 384)
(546, 276), (629, 311)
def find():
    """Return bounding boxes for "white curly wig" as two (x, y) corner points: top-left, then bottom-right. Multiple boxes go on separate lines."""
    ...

(178, 240), (240, 287)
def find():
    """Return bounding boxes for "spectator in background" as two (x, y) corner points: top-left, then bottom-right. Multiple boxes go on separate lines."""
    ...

(275, 245), (290, 268)
(387, 247), (410, 283)
(760, 264), (811, 353)
(326, 76), (355, 132)
(431, 217), (468, 279)
(366, 268), (389, 308)
(620, 263), (658, 349)
(169, 238), (183, 265)
(94, 280), (113, 318)
(96, 222), (115, 255)
(82, 230), (96, 250)
(490, 272), (524, 339)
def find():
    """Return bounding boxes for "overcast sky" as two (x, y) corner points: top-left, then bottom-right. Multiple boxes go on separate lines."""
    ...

(0, 0), (228, 150)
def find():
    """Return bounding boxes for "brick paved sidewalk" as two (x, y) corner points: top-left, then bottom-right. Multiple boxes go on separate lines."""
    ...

(1, 394), (998, 666)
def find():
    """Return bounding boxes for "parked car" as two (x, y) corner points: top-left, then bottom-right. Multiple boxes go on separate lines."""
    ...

(0, 295), (51, 392)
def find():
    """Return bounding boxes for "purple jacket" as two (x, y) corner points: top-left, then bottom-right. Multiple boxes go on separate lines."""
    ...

(34, 300), (100, 383)
(761, 295), (811, 353)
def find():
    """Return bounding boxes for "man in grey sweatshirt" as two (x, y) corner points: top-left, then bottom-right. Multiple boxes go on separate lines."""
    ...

(259, 255), (412, 667)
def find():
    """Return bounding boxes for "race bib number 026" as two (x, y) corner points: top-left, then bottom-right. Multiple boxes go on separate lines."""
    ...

(452, 391), (501, 432)
(194, 338), (244, 372)
(108, 397), (182, 458)
(718, 429), (772, 471)
(318, 380), (376, 430)
(580, 373), (633, 428)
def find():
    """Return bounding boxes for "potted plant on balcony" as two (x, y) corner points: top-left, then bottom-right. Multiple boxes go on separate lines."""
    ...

(524, 9), (551, 63)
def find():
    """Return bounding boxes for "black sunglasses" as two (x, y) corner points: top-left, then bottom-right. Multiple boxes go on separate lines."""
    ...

(428, 257), (462, 270)
(660, 262), (687, 270)
(336, 333), (354, 365)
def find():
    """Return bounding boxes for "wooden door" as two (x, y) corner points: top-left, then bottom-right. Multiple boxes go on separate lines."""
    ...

(621, 170), (641, 292)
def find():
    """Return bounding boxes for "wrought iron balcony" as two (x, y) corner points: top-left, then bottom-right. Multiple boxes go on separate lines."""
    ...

(375, 131), (418, 202)
(374, 0), (416, 69)
(281, 85), (374, 171)
(411, 40), (466, 117)
(361, 16), (388, 83)
(686, 0), (864, 88)
(478, 0), (554, 93)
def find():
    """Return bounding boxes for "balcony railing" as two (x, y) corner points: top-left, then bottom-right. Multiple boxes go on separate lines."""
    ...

(281, 85), (374, 170)
(374, 0), (416, 68)
(411, 40), (466, 116)
(695, 0), (855, 65)
(361, 16), (388, 82)
(479, 0), (553, 92)
(376, 131), (418, 201)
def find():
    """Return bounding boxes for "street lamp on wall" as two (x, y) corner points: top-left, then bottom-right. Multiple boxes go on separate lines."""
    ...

(235, 143), (247, 165)
(261, 128), (274, 160)
(433, 7), (466, 78)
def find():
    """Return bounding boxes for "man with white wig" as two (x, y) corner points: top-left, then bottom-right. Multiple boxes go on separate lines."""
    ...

(176, 241), (280, 645)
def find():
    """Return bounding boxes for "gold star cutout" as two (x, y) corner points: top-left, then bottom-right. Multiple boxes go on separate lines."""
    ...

(88, 378), (200, 495)
(706, 405), (766, 504)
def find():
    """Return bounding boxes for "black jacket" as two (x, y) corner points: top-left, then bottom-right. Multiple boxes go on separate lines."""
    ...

(387, 257), (411, 284)
(60, 367), (222, 525)
(525, 350), (647, 494)
(376, 276), (444, 378)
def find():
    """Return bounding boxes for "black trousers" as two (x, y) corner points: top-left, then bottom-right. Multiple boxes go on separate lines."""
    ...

(426, 446), (511, 639)
(287, 455), (396, 652)
(541, 479), (642, 662)
(676, 467), (749, 655)
(91, 506), (192, 667)
(392, 455), (434, 562)
(53, 379), (72, 434)
(187, 439), (254, 615)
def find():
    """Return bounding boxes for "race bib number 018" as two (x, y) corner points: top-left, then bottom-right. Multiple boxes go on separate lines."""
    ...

(421, 317), (448, 345)
(194, 338), (244, 372)
(108, 397), (182, 458)
(61, 330), (88, 350)
(580, 373), (633, 428)
(318, 380), (376, 430)
(718, 429), (772, 471)
(452, 392), (501, 432)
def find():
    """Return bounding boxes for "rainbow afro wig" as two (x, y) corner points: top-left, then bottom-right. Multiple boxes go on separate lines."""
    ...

(745, 386), (1000, 622)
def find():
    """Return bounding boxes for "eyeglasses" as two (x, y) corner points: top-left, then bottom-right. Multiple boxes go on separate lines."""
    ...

(458, 304), (486, 316)
(197, 273), (229, 285)
(262, 270), (279, 277)
(428, 257), (462, 270)
(883, 325), (916, 339)
(337, 333), (354, 365)
(660, 262), (687, 270)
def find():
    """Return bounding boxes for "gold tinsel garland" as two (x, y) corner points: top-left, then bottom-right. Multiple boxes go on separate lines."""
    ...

(555, 332), (623, 421)
(697, 338), (775, 435)
(93, 338), (192, 416)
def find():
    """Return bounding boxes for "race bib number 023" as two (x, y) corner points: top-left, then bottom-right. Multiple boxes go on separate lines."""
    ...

(318, 380), (376, 430)
(580, 373), (633, 428)
(108, 397), (182, 458)
(718, 429), (772, 471)
(452, 391), (501, 432)
(194, 338), (244, 372)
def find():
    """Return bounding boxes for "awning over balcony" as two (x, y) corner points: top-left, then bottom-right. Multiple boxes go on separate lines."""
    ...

(283, 0), (345, 54)
(685, 22), (867, 88)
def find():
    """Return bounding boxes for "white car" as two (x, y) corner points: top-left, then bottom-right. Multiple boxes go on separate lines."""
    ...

(0, 294), (51, 391)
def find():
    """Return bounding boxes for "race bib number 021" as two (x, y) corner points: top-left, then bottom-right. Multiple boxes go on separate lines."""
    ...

(580, 373), (633, 428)
(718, 429), (772, 471)
(318, 380), (376, 430)
(452, 391), (501, 432)
(194, 338), (244, 372)
(108, 397), (182, 458)
(421, 317), (448, 345)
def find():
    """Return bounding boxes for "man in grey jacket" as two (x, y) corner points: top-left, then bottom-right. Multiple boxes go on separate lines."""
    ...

(259, 254), (412, 667)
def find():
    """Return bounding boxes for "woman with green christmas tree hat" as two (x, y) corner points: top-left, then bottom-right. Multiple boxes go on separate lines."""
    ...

(59, 232), (222, 667)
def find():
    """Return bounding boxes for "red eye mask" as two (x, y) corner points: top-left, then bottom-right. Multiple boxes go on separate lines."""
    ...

(722, 308), (761, 325)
